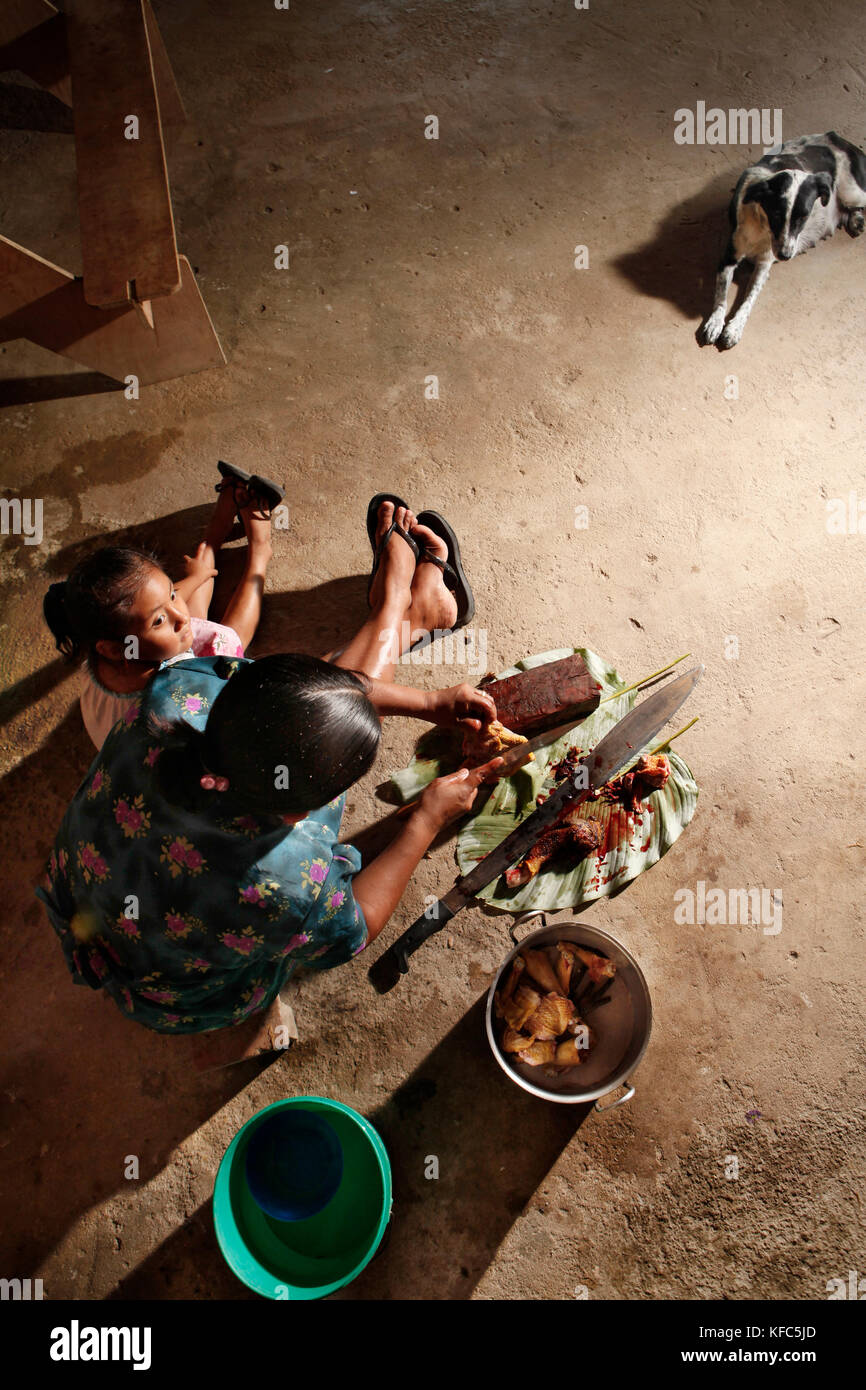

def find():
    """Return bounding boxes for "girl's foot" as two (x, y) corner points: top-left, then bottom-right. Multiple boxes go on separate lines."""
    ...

(368, 501), (417, 611)
(206, 483), (246, 548)
(405, 519), (459, 635)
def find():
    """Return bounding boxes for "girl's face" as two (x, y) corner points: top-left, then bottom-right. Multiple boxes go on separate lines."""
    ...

(128, 567), (193, 662)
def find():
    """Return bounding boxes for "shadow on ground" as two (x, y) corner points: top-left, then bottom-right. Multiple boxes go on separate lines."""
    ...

(109, 997), (592, 1300)
(0, 372), (122, 408)
(0, 654), (72, 730)
(39, 506), (370, 661)
(611, 169), (752, 327)
(344, 996), (593, 1299)
(0, 705), (278, 1275)
(0, 516), (405, 1277)
(1, 508), (370, 730)
(0, 80), (74, 135)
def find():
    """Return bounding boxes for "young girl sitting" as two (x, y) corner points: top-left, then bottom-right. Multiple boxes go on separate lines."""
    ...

(43, 464), (279, 749)
(37, 496), (503, 1036)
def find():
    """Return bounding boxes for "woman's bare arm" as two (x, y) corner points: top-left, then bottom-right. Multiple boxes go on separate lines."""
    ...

(365, 679), (496, 727)
(352, 807), (439, 943)
(352, 758), (503, 943)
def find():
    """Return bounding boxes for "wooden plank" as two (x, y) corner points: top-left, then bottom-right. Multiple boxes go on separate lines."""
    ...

(0, 0), (58, 49)
(0, 237), (225, 385)
(142, 0), (185, 141)
(67, 0), (179, 308)
(0, 14), (71, 105)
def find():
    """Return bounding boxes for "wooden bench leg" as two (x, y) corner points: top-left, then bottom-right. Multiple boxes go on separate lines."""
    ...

(0, 236), (225, 385)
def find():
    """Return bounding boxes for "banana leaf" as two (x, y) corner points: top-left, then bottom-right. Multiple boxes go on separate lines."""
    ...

(389, 646), (698, 912)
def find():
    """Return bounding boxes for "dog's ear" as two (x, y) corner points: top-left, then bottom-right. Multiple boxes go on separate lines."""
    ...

(814, 172), (833, 206)
(742, 175), (787, 209)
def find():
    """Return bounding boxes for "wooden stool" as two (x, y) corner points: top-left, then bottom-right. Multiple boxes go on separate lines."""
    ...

(0, 0), (225, 386)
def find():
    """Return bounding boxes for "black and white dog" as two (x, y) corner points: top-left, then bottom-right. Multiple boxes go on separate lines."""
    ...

(699, 131), (866, 349)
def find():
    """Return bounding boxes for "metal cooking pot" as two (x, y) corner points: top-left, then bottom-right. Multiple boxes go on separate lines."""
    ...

(485, 912), (652, 1110)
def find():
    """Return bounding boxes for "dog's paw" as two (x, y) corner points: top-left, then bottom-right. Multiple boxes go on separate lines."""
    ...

(698, 310), (726, 345)
(845, 208), (865, 237)
(718, 319), (744, 350)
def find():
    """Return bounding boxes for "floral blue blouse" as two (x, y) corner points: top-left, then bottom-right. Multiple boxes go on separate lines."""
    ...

(36, 657), (368, 1033)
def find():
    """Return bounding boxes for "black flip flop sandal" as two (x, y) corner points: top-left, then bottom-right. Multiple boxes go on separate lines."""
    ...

(215, 460), (255, 532)
(216, 461), (284, 517)
(365, 492), (410, 552)
(365, 492), (419, 603)
(248, 473), (286, 515)
(414, 509), (476, 630)
(216, 460), (252, 493)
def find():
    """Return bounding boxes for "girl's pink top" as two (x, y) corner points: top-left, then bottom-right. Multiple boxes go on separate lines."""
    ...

(80, 617), (245, 749)
(184, 617), (245, 660)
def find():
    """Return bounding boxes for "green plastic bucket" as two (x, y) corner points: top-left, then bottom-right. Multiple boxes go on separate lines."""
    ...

(214, 1096), (392, 1300)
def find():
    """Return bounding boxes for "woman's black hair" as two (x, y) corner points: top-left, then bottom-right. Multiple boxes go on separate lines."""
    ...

(151, 653), (382, 815)
(43, 547), (162, 663)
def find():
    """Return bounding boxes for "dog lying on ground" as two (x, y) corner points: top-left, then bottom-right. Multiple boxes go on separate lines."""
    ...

(699, 131), (866, 349)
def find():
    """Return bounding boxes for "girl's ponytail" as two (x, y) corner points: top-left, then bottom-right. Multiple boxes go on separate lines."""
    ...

(43, 581), (80, 662)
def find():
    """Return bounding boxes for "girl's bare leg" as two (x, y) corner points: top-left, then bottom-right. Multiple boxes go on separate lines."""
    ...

(185, 486), (242, 620)
(328, 502), (417, 682)
(218, 496), (274, 651)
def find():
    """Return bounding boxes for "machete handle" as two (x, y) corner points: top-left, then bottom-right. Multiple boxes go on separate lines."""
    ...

(367, 897), (459, 994)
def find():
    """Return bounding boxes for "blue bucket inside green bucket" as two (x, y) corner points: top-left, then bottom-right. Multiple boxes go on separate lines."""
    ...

(245, 1109), (344, 1221)
(214, 1096), (391, 1300)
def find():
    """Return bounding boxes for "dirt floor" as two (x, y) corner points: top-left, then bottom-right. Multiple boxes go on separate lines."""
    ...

(1, 0), (864, 1301)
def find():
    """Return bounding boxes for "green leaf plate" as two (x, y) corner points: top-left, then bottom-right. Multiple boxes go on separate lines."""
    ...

(389, 646), (699, 912)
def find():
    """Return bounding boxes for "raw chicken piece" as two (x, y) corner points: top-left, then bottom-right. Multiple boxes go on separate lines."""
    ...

(504, 813), (603, 888)
(554, 1037), (587, 1067)
(498, 954), (524, 1004)
(501, 1026), (531, 1053)
(555, 946), (573, 994)
(605, 753), (671, 812)
(635, 753), (670, 783)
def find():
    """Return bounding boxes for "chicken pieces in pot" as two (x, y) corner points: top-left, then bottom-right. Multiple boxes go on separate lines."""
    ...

(493, 941), (615, 1073)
